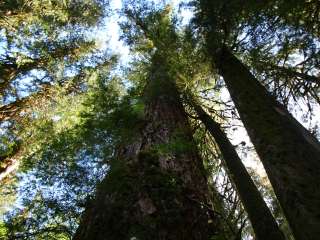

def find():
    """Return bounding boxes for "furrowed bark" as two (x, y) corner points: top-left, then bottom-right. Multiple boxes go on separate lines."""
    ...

(214, 46), (320, 240)
(73, 54), (221, 240)
(191, 99), (285, 240)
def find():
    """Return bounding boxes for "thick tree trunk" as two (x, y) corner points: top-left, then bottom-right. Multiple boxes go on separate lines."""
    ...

(214, 46), (320, 240)
(191, 100), (285, 240)
(73, 55), (220, 240)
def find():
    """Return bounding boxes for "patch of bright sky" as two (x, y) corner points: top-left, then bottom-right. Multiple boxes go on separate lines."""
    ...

(2, 0), (318, 179)
(2, 0), (318, 223)
(220, 84), (320, 178)
(219, 87), (267, 176)
(96, 0), (320, 177)
(0, 29), (7, 55)
(94, 0), (193, 66)
(97, 0), (274, 187)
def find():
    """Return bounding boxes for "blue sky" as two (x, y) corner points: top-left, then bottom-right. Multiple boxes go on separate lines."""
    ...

(1, 1), (320, 234)
(94, 0), (193, 64)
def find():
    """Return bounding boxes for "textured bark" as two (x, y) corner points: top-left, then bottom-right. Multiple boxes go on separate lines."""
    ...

(73, 54), (220, 240)
(214, 46), (320, 240)
(191, 100), (285, 240)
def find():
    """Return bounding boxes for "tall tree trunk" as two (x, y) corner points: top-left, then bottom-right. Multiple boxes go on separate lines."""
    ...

(190, 99), (285, 240)
(73, 54), (220, 240)
(213, 46), (320, 240)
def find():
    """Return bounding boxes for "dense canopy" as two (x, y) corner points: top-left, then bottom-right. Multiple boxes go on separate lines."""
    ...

(0, 0), (319, 239)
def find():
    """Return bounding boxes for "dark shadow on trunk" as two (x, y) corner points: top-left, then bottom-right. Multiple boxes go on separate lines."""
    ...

(73, 53), (222, 240)
(213, 46), (320, 240)
(189, 97), (285, 240)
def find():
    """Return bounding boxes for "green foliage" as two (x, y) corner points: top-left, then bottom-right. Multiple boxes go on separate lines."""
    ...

(0, 1), (319, 239)
(0, 58), (160, 238)
(0, 65), (113, 237)
(0, 0), (106, 31)
(153, 128), (194, 156)
(0, 0), (109, 108)
(0, 138), (19, 162)
(0, 222), (8, 239)
(190, 0), (320, 110)
(94, 149), (197, 240)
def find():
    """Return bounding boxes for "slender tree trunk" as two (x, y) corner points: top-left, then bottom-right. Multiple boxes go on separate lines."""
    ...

(73, 54), (221, 240)
(190, 99), (285, 240)
(213, 46), (320, 240)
